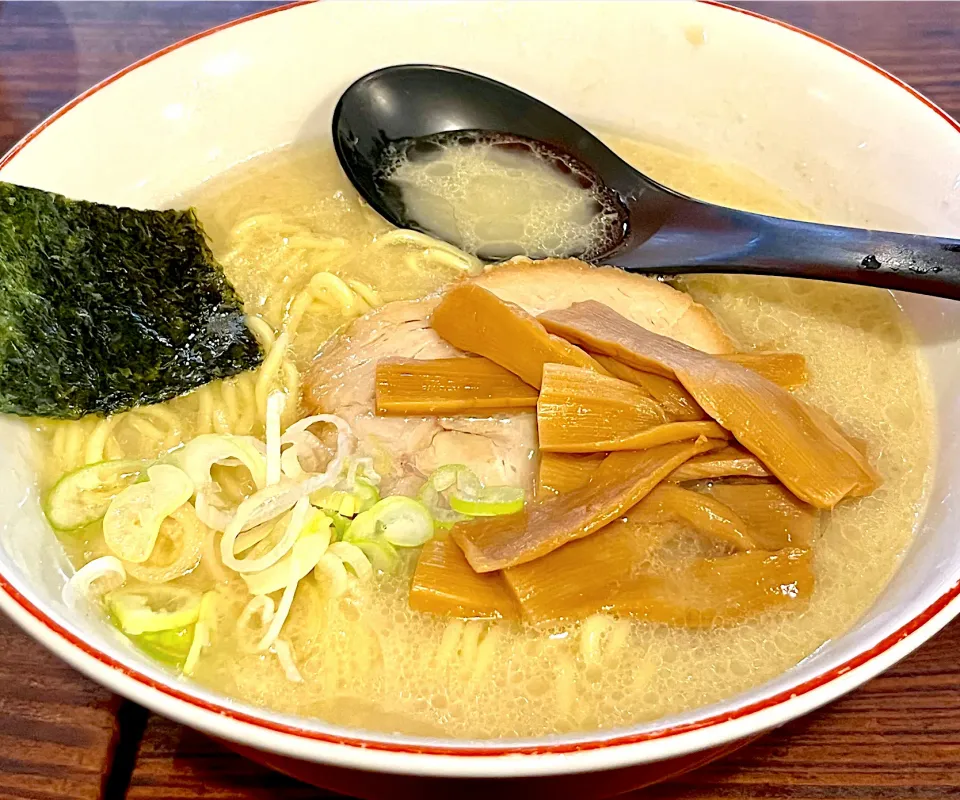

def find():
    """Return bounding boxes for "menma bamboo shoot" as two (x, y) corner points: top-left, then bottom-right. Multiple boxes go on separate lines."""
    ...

(375, 357), (538, 416)
(452, 437), (718, 572)
(540, 301), (878, 508)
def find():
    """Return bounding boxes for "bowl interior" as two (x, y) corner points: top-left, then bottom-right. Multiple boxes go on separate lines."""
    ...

(1, 0), (960, 751)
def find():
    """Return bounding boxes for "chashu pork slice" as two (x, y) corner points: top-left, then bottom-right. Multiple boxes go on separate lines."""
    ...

(304, 258), (734, 495)
(473, 257), (734, 355)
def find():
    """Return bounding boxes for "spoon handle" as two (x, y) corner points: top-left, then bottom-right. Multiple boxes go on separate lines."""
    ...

(613, 198), (960, 299)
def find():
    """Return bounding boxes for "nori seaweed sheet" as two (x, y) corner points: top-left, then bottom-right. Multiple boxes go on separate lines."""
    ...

(0, 181), (263, 419)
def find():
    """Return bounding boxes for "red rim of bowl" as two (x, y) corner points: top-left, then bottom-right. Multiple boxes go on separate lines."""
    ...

(1, 0), (959, 760)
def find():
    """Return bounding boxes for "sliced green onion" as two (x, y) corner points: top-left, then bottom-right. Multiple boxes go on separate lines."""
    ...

(418, 482), (466, 525)
(125, 502), (205, 585)
(418, 464), (482, 525)
(44, 459), (147, 532)
(256, 535), (329, 651)
(345, 496), (434, 547)
(345, 457), (381, 489)
(107, 585), (202, 635)
(311, 478), (380, 518)
(449, 485), (526, 517)
(328, 512), (350, 540)
(170, 433), (267, 492)
(242, 513), (332, 596)
(311, 488), (359, 518)
(183, 591), (218, 676)
(351, 478), (380, 512)
(353, 539), (401, 574)
(62, 556), (126, 610)
(103, 464), (194, 563)
(429, 464), (469, 493)
(428, 464), (483, 496)
(132, 625), (194, 668)
(300, 507), (334, 540)
(221, 492), (308, 574)
(327, 541), (374, 583)
(455, 469), (483, 498)
(314, 551), (350, 597)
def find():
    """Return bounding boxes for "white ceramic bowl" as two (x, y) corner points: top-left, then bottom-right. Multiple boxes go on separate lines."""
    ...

(2, 2), (960, 796)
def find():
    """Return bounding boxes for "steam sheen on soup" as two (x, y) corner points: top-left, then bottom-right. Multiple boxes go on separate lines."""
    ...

(34, 133), (933, 738)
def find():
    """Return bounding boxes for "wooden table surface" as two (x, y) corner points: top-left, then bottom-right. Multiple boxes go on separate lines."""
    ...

(2, 2), (960, 798)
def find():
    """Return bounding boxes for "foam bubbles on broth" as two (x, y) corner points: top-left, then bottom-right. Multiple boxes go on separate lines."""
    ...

(381, 132), (625, 260)
(34, 138), (933, 739)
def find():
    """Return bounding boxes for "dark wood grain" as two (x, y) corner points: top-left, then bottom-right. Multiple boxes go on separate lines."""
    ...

(0, 615), (121, 800)
(127, 716), (335, 800)
(0, 1), (281, 156)
(649, 618), (960, 799)
(2, 2), (960, 799)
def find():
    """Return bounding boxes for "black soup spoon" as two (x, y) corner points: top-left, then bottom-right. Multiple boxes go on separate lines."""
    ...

(333, 64), (960, 299)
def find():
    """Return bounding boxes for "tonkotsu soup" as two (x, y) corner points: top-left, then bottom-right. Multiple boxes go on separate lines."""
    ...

(31, 132), (933, 739)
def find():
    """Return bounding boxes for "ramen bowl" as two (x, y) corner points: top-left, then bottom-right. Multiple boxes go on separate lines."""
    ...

(1, 2), (959, 797)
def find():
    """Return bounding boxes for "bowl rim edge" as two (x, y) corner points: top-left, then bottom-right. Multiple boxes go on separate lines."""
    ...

(0, 0), (958, 776)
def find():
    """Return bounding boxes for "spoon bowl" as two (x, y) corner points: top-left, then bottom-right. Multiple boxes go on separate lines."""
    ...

(333, 64), (642, 249)
(334, 64), (960, 299)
